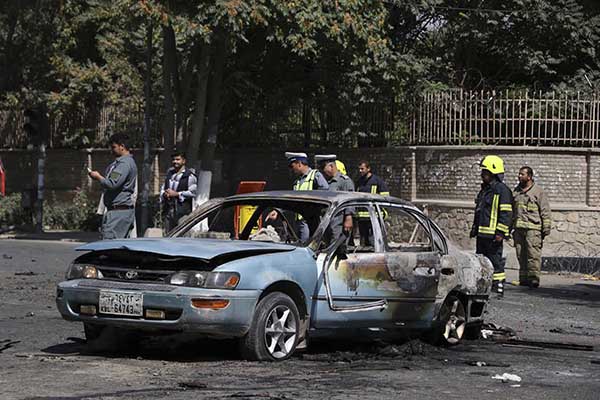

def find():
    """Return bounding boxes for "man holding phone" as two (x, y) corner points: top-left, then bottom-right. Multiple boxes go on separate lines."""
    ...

(88, 133), (137, 239)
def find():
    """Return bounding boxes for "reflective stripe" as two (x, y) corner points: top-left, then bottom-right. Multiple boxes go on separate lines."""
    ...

(357, 211), (370, 218)
(497, 223), (509, 234)
(493, 272), (506, 281)
(478, 194), (499, 235)
(370, 185), (377, 194)
(380, 191), (390, 196)
(499, 204), (512, 212)
(516, 202), (538, 211)
(514, 220), (542, 230)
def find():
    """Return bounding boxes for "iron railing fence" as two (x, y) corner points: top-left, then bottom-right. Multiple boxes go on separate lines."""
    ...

(2, 90), (600, 149)
(0, 102), (163, 149)
(411, 90), (600, 146)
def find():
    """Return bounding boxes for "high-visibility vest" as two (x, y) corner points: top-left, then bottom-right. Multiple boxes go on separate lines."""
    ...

(293, 169), (317, 191)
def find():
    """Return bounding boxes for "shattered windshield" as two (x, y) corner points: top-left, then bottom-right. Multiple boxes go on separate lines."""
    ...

(177, 199), (330, 246)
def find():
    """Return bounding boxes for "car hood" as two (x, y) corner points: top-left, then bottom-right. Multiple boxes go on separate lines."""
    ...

(76, 238), (297, 260)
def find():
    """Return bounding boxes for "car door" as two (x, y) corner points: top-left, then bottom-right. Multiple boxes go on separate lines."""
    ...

(311, 202), (388, 329)
(375, 203), (442, 325)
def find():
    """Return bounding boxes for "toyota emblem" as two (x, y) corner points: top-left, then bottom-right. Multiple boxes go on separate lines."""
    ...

(125, 270), (139, 280)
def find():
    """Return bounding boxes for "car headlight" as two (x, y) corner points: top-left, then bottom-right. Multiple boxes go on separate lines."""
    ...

(169, 271), (239, 289)
(66, 263), (102, 280)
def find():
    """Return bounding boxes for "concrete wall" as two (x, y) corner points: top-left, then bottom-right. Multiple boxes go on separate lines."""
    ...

(2, 146), (600, 257)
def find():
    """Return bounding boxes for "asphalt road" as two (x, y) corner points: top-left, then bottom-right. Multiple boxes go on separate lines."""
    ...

(1, 239), (599, 400)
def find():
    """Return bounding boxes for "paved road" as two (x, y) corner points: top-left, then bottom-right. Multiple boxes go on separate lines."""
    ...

(1, 239), (599, 400)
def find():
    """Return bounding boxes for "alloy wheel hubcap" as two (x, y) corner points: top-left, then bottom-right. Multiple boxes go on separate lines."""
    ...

(264, 305), (297, 359)
(443, 299), (466, 344)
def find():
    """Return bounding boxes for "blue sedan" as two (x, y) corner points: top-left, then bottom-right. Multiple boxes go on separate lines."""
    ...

(56, 191), (493, 361)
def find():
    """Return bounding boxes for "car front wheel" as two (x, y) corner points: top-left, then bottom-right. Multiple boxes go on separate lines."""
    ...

(239, 292), (300, 361)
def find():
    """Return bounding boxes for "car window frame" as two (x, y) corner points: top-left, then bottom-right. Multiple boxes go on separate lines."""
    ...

(375, 202), (437, 254)
(317, 201), (385, 254)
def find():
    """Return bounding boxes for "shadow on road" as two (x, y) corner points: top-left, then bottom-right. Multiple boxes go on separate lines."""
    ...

(506, 283), (600, 309)
(42, 335), (242, 361)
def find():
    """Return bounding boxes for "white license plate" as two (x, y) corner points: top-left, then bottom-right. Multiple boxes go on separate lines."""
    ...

(98, 290), (143, 317)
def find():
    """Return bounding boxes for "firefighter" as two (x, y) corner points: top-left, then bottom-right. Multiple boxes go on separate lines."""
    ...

(356, 160), (389, 246)
(512, 166), (552, 288)
(470, 155), (513, 298)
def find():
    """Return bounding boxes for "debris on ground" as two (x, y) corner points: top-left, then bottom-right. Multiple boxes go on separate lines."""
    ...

(498, 339), (593, 352)
(14, 271), (37, 276)
(178, 381), (208, 390)
(0, 339), (20, 353)
(590, 359), (600, 365)
(492, 373), (522, 383)
(300, 339), (440, 362)
(466, 360), (511, 368)
(481, 323), (518, 340)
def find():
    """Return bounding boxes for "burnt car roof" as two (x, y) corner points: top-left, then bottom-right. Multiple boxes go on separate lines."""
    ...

(224, 190), (418, 209)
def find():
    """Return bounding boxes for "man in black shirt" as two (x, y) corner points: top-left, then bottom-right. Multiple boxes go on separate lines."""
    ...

(355, 160), (390, 246)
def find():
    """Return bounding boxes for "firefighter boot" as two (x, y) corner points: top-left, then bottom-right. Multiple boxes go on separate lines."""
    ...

(492, 279), (505, 298)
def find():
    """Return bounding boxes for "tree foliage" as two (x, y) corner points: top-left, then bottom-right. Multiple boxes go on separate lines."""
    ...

(1, 0), (599, 149)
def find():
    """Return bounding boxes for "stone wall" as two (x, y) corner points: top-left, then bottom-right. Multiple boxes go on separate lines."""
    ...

(2, 145), (600, 258)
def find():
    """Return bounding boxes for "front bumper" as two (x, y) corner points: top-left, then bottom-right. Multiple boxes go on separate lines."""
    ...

(56, 279), (260, 338)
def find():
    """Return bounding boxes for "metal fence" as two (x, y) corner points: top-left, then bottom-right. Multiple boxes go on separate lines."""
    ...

(3, 90), (600, 149)
(0, 102), (163, 149)
(411, 90), (600, 146)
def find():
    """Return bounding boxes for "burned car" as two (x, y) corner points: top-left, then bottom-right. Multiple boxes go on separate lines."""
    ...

(56, 191), (493, 361)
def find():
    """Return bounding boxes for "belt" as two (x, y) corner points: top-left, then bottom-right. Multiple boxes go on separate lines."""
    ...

(107, 205), (134, 211)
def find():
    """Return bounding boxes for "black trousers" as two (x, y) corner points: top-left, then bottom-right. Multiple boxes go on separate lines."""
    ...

(476, 237), (505, 280)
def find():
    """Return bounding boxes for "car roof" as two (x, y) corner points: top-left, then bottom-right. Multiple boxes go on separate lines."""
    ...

(224, 190), (418, 209)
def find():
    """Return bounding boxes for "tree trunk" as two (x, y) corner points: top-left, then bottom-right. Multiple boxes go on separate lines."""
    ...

(186, 43), (211, 168)
(200, 35), (227, 173)
(140, 21), (154, 236)
(194, 34), (228, 209)
(161, 25), (175, 154)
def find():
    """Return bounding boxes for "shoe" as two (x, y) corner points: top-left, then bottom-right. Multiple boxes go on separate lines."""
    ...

(494, 280), (505, 298)
(511, 280), (531, 287)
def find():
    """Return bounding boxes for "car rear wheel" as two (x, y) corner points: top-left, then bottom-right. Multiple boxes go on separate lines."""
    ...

(433, 295), (466, 346)
(239, 292), (300, 361)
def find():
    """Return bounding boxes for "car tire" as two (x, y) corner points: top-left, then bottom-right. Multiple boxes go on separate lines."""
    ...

(431, 295), (466, 346)
(239, 292), (300, 361)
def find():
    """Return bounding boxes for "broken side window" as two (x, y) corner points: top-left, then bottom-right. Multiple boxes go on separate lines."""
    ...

(378, 206), (433, 252)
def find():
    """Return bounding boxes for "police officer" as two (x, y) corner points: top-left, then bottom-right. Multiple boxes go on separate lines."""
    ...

(89, 133), (137, 239)
(356, 160), (389, 246)
(160, 152), (197, 232)
(470, 155), (513, 297)
(286, 152), (328, 240)
(316, 154), (355, 192)
(316, 154), (354, 244)
(512, 166), (552, 288)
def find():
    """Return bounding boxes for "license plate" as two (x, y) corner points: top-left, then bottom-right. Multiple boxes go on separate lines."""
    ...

(99, 290), (143, 317)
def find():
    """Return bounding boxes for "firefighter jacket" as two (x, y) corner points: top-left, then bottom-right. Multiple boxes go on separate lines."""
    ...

(472, 179), (513, 239)
(357, 174), (390, 196)
(512, 183), (552, 236)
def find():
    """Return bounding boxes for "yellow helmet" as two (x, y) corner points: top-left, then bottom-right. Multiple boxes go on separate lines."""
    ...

(335, 160), (347, 175)
(480, 155), (504, 174)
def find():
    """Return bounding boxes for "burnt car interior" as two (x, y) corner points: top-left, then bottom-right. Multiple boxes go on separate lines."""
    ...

(179, 199), (329, 245)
